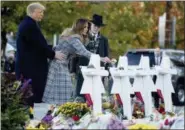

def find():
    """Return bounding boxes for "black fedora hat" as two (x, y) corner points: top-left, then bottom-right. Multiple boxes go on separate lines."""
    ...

(90, 14), (106, 27)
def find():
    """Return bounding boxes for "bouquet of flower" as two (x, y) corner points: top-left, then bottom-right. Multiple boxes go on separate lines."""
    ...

(157, 103), (165, 115)
(57, 102), (90, 121)
(25, 119), (47, 130)
(159, 114), (183, 129)
(128, 123), (157, 130)
(26, 123), (46, 130)
(107, 116), (126, 129)
(132, 103), (145, 119)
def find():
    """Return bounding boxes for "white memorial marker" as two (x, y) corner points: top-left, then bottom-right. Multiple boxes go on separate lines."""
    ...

(133, 55), (156, 117)
(155, 56), (177, 112)
(110, 56), (134, 120)
(80, 54), (108, 115)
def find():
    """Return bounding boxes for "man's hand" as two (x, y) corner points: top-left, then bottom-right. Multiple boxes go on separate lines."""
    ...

(101, 57), (111, 63)
(54, 51), (66, 60)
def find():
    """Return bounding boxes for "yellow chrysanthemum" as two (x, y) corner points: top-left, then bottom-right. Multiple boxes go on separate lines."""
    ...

(29, 107), (34, 115)
(26, 125), (39, 130)
(128, 123), (157, 130)
(39, 124), (46, 129)
(57, 102), (90, 118)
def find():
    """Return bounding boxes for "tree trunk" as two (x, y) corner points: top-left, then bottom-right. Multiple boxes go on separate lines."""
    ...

(165, 1), (172, 48)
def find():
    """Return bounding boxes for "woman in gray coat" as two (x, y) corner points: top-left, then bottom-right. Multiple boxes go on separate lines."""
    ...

(42, 18), (110, 105)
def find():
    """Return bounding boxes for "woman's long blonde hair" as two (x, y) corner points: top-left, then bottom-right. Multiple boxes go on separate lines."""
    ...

(60, 28), (74, 37)
(72, 18), (90, 44)
(60, 18), (90, 44)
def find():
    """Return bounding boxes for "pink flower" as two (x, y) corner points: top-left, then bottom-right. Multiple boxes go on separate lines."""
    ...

(164, 119), (169, 125)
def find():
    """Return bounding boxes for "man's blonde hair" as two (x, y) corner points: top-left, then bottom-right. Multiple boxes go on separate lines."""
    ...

(27, 2), (45, 16)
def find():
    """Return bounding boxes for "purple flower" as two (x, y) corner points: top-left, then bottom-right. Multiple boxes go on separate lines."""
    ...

(42, 115), (53, 124)
(21, 79), (32, 91)
(107, 118), (126, 130)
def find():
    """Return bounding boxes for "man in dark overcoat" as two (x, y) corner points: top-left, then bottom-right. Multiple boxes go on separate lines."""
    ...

(15, 2), (64, 104)
(152, 47), (163, 108)
(75, 14), (110, 98)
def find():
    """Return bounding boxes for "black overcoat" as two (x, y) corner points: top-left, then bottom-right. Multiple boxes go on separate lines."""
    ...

(15, 16), (55, 102)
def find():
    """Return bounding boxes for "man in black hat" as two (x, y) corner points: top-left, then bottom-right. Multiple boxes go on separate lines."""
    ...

(88, 14), (108, 55)
(74, 14), (110, 99)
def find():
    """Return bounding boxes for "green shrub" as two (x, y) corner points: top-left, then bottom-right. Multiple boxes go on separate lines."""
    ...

(1, 74), (29, 130)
